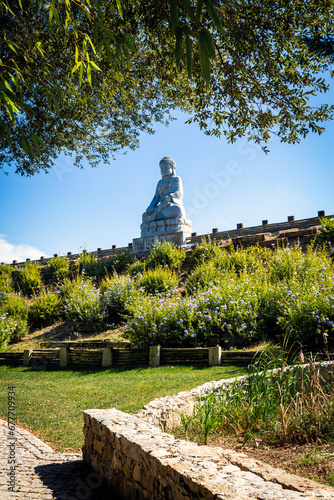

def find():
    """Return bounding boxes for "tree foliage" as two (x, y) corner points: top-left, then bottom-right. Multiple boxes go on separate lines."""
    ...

(0, 0), (334, 175)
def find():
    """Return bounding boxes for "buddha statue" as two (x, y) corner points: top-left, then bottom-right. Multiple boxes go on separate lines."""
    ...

(140, 157), (191, 238)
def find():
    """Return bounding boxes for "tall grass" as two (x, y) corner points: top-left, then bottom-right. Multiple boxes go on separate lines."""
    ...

(181, 345), (334, 446)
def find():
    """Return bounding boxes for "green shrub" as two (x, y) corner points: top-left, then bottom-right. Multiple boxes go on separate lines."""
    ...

(224, 246), (269, 277)
(77, 252), (134, 279)
(125, 294), (197, 347)
(275, 278), (334, 352)
(78, 253), (109, 279)
(0, 292), (29, 338)
(0, 264), (13, 292)
(318, 216), (334, 244)
(0, 314), (17, 349)
(190, 238), (223, 266)
(29, 289), (61, 326)
(193, 278), (261, 347)
(17, 262), (42, 295)
(127, 259), (146, 276)
(101, 275), (140, 323)
(138, 267), (179, 295)
(186, 261), (228, 293)
(62, 277), (103, 324)
(107, 252), (134, 274)
(146, 241), (186, 269)
(47, 256), (70, 282)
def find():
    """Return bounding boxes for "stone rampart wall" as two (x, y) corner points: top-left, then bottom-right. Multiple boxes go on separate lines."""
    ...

(4, 213), (331, 266)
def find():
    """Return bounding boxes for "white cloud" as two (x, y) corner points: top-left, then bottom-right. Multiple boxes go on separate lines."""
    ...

(0, 235), (46, 264)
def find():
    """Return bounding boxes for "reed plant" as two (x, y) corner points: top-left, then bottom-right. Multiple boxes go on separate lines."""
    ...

(181, 344), (334, 446)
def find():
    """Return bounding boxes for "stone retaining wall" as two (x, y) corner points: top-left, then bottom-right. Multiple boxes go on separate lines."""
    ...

(83, 409), (334, 499)
(83, 362), (334, 499)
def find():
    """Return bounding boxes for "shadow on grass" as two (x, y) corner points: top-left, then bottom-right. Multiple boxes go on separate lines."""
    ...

(35, 460), (122, 500)
(17, 363), (219, 374)
(2, 362), (244, 374)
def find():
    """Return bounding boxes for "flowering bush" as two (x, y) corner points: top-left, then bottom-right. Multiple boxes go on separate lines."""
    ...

(62, 277), (103, 324)
(0, 292), (29, 338)
(78, 252), (134, 279)
(127, 259), (146, 276)
(78, 253), (109, 279)
(138, 267), (179, 295)
(145, 241), (186, 269)
(125, 244), (334, 350)
(192, 279), (261, 347)
(318, 216), (334, 244)
(190, 237), (223, 266)
(100, 275), (140, 323)
(0, 314), (17, 349)
(47, 256), (70, 282)
(0, 264), (13, 292)
(186, 261), (230, 293)
(125, 294), (197, 347)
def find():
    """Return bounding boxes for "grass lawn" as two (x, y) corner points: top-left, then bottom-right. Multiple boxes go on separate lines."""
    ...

(0, 364), (245, 451)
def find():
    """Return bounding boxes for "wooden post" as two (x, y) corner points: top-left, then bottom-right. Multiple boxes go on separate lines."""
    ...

(23, 349), (33, 367)
(102, 347), (113, 368)
(59, 346), (69, 368)
(209, 345), (222, 366)
(149, 345), (161, 368)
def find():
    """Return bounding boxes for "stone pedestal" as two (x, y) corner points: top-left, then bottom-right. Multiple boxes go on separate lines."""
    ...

(133, 230), (191, 252)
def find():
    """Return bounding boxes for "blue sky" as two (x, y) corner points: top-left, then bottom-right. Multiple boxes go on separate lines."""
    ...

(1, 96), (334, 263)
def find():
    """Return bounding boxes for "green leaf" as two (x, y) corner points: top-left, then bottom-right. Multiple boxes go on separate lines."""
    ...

(89, 60), (102, 71)
(200, 28), (215, 58)
(198, 31), (210, 83)
(87, 64), (92, 86)
(196, 0), (204, 22)
(175, 28), (184, 68)
(180, 0), (194, 19)
(79, 64), (84, 85)
(85, 34), (97, 55)
(124, 33), (136, 54)
(0, 123), (8, 141)
(71, 61), (82, 74)
(170, 0), (180, 32)
(205, 0), (224, 34)
(7, 127), (11, 148)
(21, 137), (33, 155)
(116, 0), (123, 19)
(5, 40), (17, 53)
(31, 133), (41, 154)
(98, 22), (117, 43)
(185, 32), (192, 78)
(121, 43), (130, 61)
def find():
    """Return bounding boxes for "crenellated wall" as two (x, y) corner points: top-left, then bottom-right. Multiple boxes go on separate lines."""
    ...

(3, 212), (331, 266)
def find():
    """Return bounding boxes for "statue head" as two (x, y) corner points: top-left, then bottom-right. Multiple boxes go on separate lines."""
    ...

(159, 156), (176, 177)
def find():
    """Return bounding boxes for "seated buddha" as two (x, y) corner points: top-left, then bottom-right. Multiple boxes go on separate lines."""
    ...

(142, 156), (186, 224)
